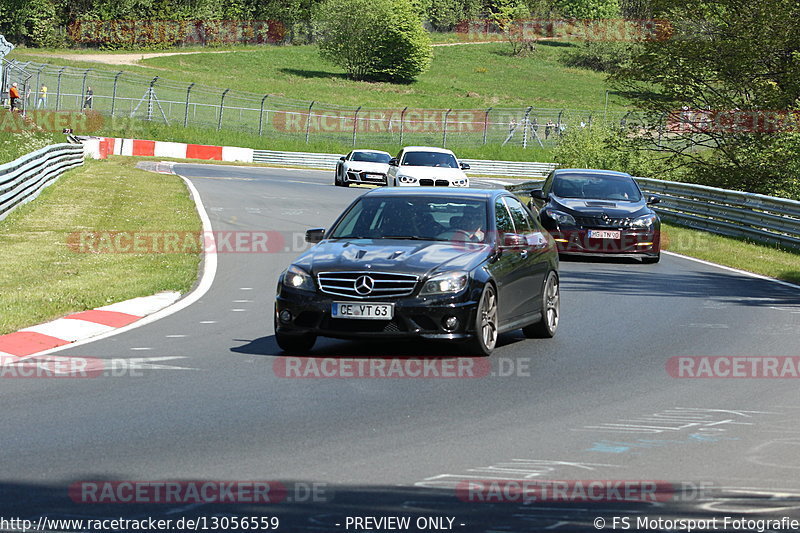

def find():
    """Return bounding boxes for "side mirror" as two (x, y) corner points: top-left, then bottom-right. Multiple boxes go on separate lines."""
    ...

(339, 156), (346, 161)
(647, 195), (660, 205)
(388, 158), (399, 166)
(531, 189), (547, 200)
(305, 228), (325, 244)
(502, 233), (526, 248)
(460, 162), (471, 170)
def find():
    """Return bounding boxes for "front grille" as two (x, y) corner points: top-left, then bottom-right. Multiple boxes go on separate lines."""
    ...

(419, 179), (434, 186)
(435, 179), (449, 187)
(317, 271), (419, 299)
(576, 216), (631, 228)
(417, 179), (451, 187)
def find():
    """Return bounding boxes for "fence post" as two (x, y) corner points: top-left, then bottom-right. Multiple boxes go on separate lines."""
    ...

(34, 65), (43, 110)
(522, 106), (532, 148)
(442, 109), (452, 148)
(184, 82), (194, 128)
(147, 77), (159, 121)
(80, 68), (92, 110)
(399, 106), (408, 145)
(352, 106), (361, 146)
(305, 101), (315, 143)
(218, 88), (230, 131)
(258, 94), (268, 136)
(55, 67), (65, 111)
(111, 71), (122, 116)
(21, 74), (31, 116)
(483, 107), (492, 145)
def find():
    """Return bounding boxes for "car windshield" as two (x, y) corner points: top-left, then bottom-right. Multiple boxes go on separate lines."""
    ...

(552, 173), (642, 201)
(401, 151), (459, 168)
(351, 152), (391, 163)
(330, 196), (488, 242)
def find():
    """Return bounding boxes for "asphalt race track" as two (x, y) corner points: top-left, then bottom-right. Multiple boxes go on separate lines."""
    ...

(1, 163), (799, 532)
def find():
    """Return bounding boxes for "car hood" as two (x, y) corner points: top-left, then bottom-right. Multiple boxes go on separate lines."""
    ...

(395, 167), (467, 180)
(551, 196), (649, 218)
(294, 239), (490, 278)
(345, 161), (389, 173)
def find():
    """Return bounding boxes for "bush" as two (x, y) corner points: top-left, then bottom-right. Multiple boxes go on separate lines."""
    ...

(313, 0), (432, 82)
(563, 41), (641, 73)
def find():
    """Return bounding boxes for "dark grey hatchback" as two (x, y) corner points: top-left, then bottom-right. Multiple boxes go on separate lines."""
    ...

(274, 188), (560, 355)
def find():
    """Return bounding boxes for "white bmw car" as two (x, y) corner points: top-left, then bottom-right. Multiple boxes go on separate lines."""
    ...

(334, 150), (392, 187)
(387, 146), (470, 187)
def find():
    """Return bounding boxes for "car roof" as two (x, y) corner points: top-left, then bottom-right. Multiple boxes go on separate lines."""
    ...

(400, 146), (457, 155)
(352, 149), (390, 155)
(554, 168), (633, 178)
(362, 187), (502, 200)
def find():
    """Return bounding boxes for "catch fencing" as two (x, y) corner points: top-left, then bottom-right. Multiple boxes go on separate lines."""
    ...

(2, 58), (636, 150)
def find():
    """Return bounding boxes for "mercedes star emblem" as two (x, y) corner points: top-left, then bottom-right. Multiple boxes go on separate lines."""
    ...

(354, 275), (375, 295)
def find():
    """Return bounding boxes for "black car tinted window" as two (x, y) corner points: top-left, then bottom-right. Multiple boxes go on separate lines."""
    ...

(330, 196), (488, 242)
(495, 198), (515, 234)
(503, 196), (534, 234)
(553, 173), (642, 201)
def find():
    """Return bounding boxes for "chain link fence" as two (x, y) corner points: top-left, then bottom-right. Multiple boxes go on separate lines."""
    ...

(2, 59), (642, 149)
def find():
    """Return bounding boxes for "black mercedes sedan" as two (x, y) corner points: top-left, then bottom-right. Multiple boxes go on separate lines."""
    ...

(275, 188), (560, 355)
(530, 169), (662, 263)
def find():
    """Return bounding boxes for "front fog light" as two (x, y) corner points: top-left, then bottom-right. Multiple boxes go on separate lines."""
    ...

(442, 316), (460, 331)
(279, 309), (293, 323)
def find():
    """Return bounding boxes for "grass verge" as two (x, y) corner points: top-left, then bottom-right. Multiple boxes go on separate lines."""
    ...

(0, 157), (201, 335)
(661, 222), (800, 285)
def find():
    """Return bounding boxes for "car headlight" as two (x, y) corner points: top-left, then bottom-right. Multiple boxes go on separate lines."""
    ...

(629, 213), (657, 229)
(453, 178), (469, 187)
(420, 272), (468, 296)
(283, 265), (315, 292)
(397, 174), (417, 184)
(547, 210), (576, 226)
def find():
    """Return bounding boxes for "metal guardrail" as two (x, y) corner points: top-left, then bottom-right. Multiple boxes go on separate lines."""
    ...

(506, 177), (800, 250)
(252, 149), (557, 178)
(0, 143), (84, 221)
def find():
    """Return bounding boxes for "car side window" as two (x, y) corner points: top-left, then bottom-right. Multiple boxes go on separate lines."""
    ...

(542, 172), (554, 195)
(503, 196), (534, 235)
(495, 198), (514, 235)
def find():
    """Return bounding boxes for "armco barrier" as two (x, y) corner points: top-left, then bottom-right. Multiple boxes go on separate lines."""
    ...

(0, 144), (84, 221)
(506, 178), (800, 250)
(252, 149), (558, 178)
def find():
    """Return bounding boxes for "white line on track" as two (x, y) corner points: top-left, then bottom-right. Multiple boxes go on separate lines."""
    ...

(233, 300), (253, 303)
(199, 321), (217, 324)
(166, 335), (187, 338)
(663, 251), (800, 291)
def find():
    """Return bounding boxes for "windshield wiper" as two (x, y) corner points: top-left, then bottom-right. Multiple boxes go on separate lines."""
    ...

(383, 235), (448, 241)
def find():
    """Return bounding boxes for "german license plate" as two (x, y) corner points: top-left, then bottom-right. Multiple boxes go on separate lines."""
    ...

(332, 302), (394, 320)
(588, 230), (621, 239)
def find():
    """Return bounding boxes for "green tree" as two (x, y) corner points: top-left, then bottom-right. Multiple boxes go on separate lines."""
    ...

(612, 0), (800, 197)
(554, 0), (620, 19)
(313, 0), (432, 82)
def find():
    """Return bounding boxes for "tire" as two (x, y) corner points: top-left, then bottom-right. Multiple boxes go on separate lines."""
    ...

(523, 271), (560, 338)
(642, 252), (660, 264)
(467, 283), (499, 356)
(334, 167), (341, 186)
(274, 314), (316, 354)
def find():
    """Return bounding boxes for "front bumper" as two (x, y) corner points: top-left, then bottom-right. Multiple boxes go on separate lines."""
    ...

(275, 286), (480, 340)
(345, 170), (388, 185)
(551, 228), (660, 256)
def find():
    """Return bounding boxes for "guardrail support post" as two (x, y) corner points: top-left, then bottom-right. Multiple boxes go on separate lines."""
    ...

(111, 71), (122, 116)
(218, 88), (230, 131)
(442, 109), (452, 148)
(352, 106), (361, 146)
(55, 67), (65, 112)
(483, 107), (493, 145)
(305, 101), (315, 143)
(258, 94), (268, 136)
(184, 83), (194, 128)
(399, 106), (408, 145)
(147, 77), (159, 122)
